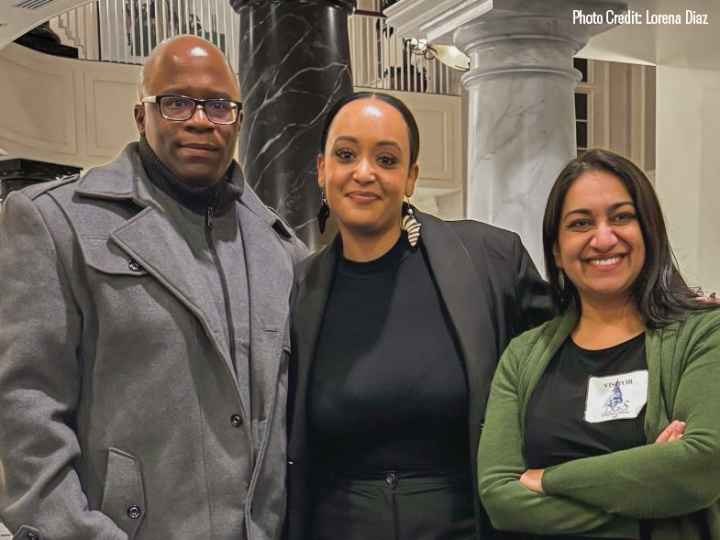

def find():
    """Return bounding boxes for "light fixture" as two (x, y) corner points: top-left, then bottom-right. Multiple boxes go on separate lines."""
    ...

(406, 38), (470, 72)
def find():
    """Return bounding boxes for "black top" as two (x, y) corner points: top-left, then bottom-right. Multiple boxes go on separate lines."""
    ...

(286, 215), (555, 540)
(309, 235), (469, 475)
(525, 333), (648, 470)
(519, 334), (648, 540)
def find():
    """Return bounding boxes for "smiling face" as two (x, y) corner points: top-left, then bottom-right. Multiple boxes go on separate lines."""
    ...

(134, 36), (241, 187)
(554, 169), (646, 308)
(317, 97), (419, 243)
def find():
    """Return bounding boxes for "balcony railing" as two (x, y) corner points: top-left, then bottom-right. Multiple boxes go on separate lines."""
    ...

(49, 0), (239, 67)
(348, 10), (461, 96)
(47, 1), (461, 96)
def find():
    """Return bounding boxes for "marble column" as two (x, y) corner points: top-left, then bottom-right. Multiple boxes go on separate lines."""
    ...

(455, 15), (589, 271)
(231, 0), (356, 248)
(386, 0), (625, 270)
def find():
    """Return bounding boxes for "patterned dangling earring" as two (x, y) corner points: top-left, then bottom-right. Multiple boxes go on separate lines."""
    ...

(401, 200), (421, 247)
(317, 188), (330, 234)
(558, 269), (566, 291)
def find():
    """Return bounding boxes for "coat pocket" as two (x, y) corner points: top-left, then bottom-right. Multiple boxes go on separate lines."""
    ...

(11, 525), (42, 540)
(100, 447), (146, 539)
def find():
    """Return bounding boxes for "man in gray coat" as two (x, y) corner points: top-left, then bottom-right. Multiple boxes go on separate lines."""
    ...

(0, 35), (306, 540)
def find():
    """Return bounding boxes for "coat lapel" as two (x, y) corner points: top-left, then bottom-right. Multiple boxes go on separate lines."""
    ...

(417, 212), (500, 478)
(75, 143), (242, 403)
(108, 207), (237, 387)
(419, 212), (498, 399)
(288, 239), (338, 459)
(286, 239), (336, 540)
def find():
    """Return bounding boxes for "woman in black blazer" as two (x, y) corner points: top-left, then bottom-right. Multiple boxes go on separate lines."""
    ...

(286, 91), (553, 540)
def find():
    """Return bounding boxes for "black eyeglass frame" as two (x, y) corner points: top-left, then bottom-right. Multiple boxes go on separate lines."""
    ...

(141, 94), (243, 125)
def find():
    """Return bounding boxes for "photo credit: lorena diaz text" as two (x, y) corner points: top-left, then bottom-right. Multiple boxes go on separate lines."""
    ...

(572, 9), (709, 25)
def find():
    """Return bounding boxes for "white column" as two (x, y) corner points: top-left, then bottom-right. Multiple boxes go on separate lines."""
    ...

(386, 0), (626, 270)
(456, 15), (589, 269)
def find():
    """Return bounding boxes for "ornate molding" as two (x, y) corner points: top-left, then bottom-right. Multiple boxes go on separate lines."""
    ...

(385, 0), (627, 43)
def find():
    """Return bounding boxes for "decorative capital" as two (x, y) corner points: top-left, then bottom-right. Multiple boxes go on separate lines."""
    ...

(230, 0), (356, 13)
(386, 0), (627, 44)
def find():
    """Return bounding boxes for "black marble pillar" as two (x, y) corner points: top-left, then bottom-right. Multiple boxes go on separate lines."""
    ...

(231, 0), (356, 248)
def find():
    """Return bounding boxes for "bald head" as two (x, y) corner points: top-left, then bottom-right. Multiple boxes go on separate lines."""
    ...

(138, 35), (239, 101)
(134, 34), (242, 187)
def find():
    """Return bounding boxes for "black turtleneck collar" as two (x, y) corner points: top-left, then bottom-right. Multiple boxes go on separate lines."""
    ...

(337, 233), (411, 276)
(138, 136), (243, 215)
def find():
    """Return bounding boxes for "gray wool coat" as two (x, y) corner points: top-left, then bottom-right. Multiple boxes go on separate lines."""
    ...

(0, 144), (307, 540)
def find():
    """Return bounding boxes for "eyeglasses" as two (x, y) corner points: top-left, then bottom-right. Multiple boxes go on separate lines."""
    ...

(141, 95), (242, 125)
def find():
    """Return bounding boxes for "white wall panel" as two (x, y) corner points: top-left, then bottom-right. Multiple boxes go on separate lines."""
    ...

(0, 43), (139, 168)
(84, 73), (138, 158)
(0, 44), (78, 156)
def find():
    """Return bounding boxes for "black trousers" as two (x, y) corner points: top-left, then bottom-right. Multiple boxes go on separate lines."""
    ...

(309, 470), (476, 540)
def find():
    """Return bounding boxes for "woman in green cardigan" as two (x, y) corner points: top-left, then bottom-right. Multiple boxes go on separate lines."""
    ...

(477, 149), (720, 540)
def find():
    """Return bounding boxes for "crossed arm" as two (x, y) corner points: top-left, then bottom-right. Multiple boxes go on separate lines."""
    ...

(477, 345), (639, 537)
(477, 321), (720, 535)
(519, 421), (685, 493)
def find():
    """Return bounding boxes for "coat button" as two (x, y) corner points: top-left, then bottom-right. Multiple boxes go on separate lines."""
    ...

(230, 414), (243, 428)
(128, 259), (143, 272)
(127, 504), (143, 520)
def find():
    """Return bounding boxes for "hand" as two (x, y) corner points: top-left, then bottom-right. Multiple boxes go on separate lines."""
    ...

(698, 292), (719, 304)
(655, 420), (686, 444)
(691, 287), (719, 304)
(519, 468), (544, 493)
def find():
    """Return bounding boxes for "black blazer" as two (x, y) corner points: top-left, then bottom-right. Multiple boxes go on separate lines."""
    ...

(286, 211), (553, 540)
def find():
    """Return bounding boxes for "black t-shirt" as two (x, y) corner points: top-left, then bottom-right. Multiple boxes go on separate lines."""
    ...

(309, 235), (470, 475)
(525, 333), (647, 469)
(519, 333), (647, 540)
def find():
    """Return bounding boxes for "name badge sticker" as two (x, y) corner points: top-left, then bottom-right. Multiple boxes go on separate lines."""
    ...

(584, 370), (649, 423)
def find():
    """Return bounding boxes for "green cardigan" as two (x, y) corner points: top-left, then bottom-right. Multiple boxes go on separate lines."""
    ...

(477, 308), (720, 539)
